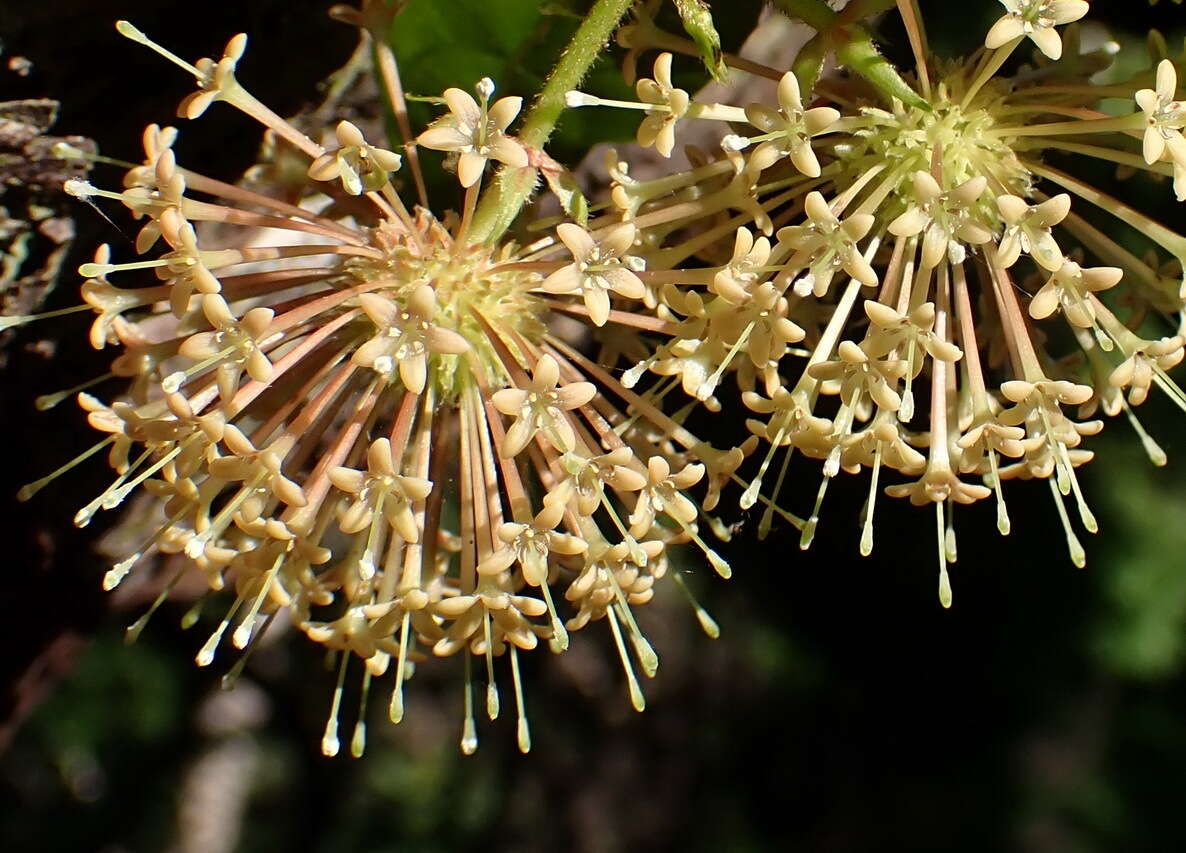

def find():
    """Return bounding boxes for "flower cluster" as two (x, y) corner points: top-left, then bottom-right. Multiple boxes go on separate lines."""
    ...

(563, 0), (1186, 605)
(19, 16), (736, 756)
(13, 0), (1186, 754)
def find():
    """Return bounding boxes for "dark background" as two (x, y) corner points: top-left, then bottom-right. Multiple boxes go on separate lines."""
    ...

(2, 1), (1186, 851)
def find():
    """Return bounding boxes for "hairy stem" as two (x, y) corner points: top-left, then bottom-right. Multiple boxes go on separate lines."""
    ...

(467, 0), (635, 244)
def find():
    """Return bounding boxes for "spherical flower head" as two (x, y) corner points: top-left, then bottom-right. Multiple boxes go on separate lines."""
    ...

(28, 13), (765, 761)
(984, 0), (1090, 60)
(417, 78), (528, 187)
(307, 120), (402, 196)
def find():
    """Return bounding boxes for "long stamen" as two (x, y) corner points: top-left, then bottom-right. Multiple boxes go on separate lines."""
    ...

(351, 670), (372, 758)
(321, 651), (350, 757)
(389, 611), (411, 724)
(115, 21), (202, 76)
(232, 550), (284, 648)
(483, 612), (500, 721)
(607, 606), (646, 712)
(510, 646), (531, 754)
(460, 651), (478, 755)
(936, 501), (952, 609)
(1047, 478), (1086, 569)
(860, 444), (883, 556)
(17, 436), (115, 501)
(1121, 400), (1167, 467)
(607, 573), (659, 677)
(196, 596), (245, 667)
(0, 302), (92, 332)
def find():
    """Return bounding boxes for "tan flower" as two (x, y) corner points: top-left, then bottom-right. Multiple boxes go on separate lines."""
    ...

(207, 425), (307, 517)
(995, 193), (1070, 271)
(175, 294), (275, 400)
(417, 78), (528, 187)
(1135, 59), (1186, 200)
(352, 285), (470, 394)
(329, 438), (433, 543)
(1028, 260), (1121, 327)
(627, 456), (705, 537)
(984, 0), (1089, 61)
(777, 192), (877, 297)
(887, 172), (992, 269)
(477, 489), (587, 586)
(634, 53), (690, 158)
(744, 72), (840, 178)
(308, 120), (402, 195)
(808, 340), (906, 413)
(491, 354), (596, 457)
(541, 223), (646, 326)
(1108, 336), (1185, 405)
(711, 227), (771, 303)
(563, 448), (647, 515)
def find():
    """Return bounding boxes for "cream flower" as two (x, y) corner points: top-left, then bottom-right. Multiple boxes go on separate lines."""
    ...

(541, 223), (646, 326)
(627, 456), (705, 537)
(1028, 260), (1121, 327)
(777, 192), (877, 297)
(984, 0), (1090, 61)
(352, 285), (470, 394)
(711, 227), (771, 303)
(1109, 336), (1186, 406)
(477, 493), (587, 586)
(995, 193), (1071, 271)
(176, 294), (276, 401)
(635, 53), (690, 158)
(329, 438), (433, 544)
(417, 78), (528, 187)
(308, 120), (402, 195)
(491, 354), (597, 457)
(1135, 59), (1186, 200)
(743, 72), (840, 178)
(887, 172), (993, 269)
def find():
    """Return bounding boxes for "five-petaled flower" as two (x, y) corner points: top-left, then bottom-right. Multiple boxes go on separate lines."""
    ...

(984, 0), (1090, 60)
(308, 120), (402, 195)
(491, 354), (597, 457)
(417, 78), (528, 187)
(542, 223), (646, 326)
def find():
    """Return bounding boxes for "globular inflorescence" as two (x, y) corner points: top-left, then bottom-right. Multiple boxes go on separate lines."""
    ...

(564, 0), (1186, 604)
(14, 12), (738, 756)
(8, 0), (1186, 755)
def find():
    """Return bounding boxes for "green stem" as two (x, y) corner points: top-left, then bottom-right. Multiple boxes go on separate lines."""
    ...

(467, 0), (635, 244)
(770, 0), (927, 109)
(769, 0), (837, 30)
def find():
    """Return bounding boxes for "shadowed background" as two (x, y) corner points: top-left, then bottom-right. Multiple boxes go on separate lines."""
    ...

(2, 1), (1186, 851)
